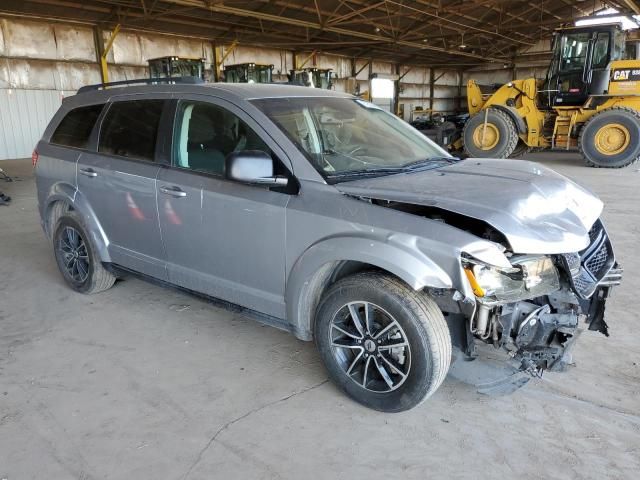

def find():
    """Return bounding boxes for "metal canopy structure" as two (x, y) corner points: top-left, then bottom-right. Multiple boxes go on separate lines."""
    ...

(1, 0), (639, 66)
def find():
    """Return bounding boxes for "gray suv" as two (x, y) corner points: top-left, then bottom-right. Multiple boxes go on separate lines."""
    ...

(35, 80), (622, 412)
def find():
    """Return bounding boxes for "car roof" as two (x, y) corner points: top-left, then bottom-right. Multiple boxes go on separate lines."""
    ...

(206, 82), (353, 99)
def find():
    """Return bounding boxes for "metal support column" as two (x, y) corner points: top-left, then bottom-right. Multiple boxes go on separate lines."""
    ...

(429, 68), (435, 114)
(98, 24), (121, 84)
(215, 40), (238, 80)
(393, 64), (401, 116)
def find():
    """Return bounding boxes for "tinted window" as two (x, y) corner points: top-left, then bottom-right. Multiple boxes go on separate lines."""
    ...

(50, 104), (104, 148)
(99, 100), (164, 161)
(173, 101), (271, 175)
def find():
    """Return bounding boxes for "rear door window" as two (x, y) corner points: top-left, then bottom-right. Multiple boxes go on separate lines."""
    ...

(98, 100), (164, 161)
(50, 104), (105, 148)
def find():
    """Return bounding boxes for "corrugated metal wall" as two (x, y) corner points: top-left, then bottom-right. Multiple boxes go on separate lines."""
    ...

(0, 89), (67, 159)
(0, 17), (219, 160)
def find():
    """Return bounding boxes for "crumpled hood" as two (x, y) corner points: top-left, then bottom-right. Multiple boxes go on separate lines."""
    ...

(335, 159), (602, 254)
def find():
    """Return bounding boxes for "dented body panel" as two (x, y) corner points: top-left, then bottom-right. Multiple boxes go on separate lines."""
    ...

(334, 159), (603, 255)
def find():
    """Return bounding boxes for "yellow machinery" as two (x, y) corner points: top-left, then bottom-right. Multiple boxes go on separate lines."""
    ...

(463, 24), (640, 168)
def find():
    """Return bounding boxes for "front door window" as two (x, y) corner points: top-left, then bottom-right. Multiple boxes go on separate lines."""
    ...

(173, 101), (272, 175)
(560, 33), (591, 72)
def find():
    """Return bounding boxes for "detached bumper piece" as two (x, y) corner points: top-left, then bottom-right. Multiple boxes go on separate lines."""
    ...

(586, 263), (623, 337)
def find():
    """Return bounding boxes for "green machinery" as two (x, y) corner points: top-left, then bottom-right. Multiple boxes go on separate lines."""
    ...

(289, 67), (333, 89)
(223, 63), (273, 83)
(148, 56), (206, 80)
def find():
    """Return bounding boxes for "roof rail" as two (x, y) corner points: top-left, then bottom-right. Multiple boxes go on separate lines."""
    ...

(77, 76), (204, 94)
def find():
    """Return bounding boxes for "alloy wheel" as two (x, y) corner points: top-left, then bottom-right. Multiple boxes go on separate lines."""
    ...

(57, 226), (90, 283)
(329, 301), (411, 393)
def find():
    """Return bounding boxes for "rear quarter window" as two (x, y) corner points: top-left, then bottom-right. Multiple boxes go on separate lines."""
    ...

(50, 104), (105, 148)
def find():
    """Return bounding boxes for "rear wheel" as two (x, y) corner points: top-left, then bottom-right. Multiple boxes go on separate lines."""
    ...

(510, 142), (530, 158)
(463, 108), (519, 158)
(579, 107), (640, 168)
(314, 272), (451, 412)
(53, 212), (115, 294)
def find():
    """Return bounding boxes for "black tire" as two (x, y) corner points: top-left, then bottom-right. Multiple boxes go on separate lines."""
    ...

(463, 108), (519, 158)
(53, 212), (115, 294)
(579, 107), (640, 168)
(510, 142), (530, 158)
(314, 272), (451, 412)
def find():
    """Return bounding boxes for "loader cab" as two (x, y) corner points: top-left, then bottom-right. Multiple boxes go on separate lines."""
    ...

(222, 63), (273, 83)
(148, 57), (206, 80)
(544, 25), (625, 107)
(288, 68), (334, 89)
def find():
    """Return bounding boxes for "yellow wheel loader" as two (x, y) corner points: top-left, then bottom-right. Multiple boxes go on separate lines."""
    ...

(464, 24), (640, 168)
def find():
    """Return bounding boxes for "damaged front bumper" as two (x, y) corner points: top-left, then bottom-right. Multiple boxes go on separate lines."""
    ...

(460, 219), (622, 374)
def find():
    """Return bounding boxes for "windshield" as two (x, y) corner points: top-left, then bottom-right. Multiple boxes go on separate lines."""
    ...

(251, 97), (451, 181)
(560, 32), (590, 72)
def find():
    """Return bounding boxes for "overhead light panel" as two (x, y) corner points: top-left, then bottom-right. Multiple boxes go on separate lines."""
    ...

(575, 8), (640, 30)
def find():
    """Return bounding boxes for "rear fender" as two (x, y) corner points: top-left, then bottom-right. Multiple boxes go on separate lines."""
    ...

(44, 183), (111, 263)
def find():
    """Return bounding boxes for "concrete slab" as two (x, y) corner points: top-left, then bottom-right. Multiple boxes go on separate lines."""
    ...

(0, 152), (639, 479)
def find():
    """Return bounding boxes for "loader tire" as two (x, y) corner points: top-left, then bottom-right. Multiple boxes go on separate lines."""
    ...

(579, 107), (640, 168)
(463, 108), (519, 158)
(510, 142), (530, 158)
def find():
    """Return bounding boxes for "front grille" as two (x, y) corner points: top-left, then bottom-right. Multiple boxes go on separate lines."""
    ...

(572, 271), (592, 293)
(562, 219), (615, 299)
(585, 242), (608, 277)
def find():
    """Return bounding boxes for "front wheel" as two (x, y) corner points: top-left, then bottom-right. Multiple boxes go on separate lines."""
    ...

(314, 273), (451, 412)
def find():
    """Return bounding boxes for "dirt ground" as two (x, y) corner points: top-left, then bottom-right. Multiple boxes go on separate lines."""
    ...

(1, 152), (639, 480)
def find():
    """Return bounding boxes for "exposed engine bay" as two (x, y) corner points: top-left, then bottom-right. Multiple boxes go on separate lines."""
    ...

(457, 219), (620, 375)
(369, 198), (623, 376)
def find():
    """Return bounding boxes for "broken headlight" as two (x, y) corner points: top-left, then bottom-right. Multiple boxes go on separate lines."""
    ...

(463, 256), (560, 302)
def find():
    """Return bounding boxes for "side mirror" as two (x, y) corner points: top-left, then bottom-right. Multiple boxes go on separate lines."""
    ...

(225, 150), (288, 187)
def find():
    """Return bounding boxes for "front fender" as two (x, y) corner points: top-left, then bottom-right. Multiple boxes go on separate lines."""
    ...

(43, 183), (111, 263)
(491, 105), (527, 134)
(285, 235), (452, 340)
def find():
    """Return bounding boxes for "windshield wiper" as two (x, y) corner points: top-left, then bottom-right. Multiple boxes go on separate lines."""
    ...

(326, 167), (405, 180)
(326, 156), (457, 181)
(401, 156), (459, 171)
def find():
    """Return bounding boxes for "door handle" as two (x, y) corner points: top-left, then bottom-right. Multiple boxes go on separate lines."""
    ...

(159, 186), (187, 198)
(79, 168), (97, 178)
